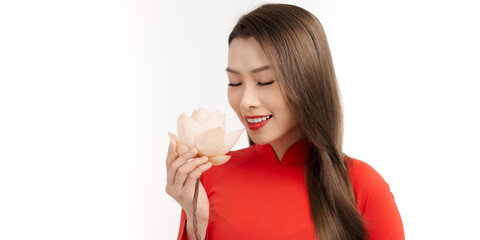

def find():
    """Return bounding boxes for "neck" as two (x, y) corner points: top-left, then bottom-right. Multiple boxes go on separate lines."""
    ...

(269, 129), (303, 162)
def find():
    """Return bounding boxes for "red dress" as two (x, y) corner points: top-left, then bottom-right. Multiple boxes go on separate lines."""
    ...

(177, 138), (404, 239)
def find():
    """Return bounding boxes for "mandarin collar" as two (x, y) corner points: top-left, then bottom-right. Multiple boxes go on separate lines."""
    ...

(254, 137), (311, 165)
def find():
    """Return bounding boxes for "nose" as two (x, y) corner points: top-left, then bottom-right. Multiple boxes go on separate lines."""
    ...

(239, 81), (260, 110)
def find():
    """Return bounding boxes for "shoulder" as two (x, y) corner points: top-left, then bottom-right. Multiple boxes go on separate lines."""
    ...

(345, 155), (396, 210)
(345, 155), (405, 239)
(347, 156), (390, 193)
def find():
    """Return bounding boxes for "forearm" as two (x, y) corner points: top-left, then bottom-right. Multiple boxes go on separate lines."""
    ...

(186, 215), (208, 240)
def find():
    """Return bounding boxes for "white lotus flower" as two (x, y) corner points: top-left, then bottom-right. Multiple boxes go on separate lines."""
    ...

(168, 107), (244, 165)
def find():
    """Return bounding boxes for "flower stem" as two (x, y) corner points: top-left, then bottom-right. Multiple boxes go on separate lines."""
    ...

(193, 177), (201, 240)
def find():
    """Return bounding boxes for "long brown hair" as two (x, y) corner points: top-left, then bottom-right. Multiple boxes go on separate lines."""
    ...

(228, 4), (368, 240)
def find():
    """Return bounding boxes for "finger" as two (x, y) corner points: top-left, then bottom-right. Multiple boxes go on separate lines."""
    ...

(166, 138), (177, 168)
(174, 156), (208, 189)
(167, 147), (198, 187)
(183, 159), (212, 193)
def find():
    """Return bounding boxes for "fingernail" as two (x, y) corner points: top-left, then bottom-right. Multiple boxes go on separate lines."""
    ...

(191, 148), (197, 154)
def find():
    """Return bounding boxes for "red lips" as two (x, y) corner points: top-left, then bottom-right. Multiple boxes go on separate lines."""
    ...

(245, 115), (271, 119)
(245, 115), (273, 130)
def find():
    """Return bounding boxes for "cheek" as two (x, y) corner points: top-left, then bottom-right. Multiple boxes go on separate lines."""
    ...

(262, 87), (286, 112)
(264, 87), (297, 126)
(228, 89), (245, 124)
(287, 111), (298, 127)
(227, 88), (239, 110)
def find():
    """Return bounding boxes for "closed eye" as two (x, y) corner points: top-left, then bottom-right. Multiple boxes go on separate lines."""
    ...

(258, 80), (274, 86)
(228, 80), (275, 87)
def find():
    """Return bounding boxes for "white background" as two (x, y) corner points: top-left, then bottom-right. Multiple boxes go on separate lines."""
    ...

(1, 0), (479, 239)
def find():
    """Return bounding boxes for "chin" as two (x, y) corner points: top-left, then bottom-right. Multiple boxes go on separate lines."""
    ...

(249, 135), (271, 146)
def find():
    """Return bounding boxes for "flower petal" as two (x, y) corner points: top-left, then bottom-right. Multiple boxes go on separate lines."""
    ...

(168, 132), (190, 155)
(200, 111), (226, 131)
(176, 142), (190, 156)
(191, 107), (210, 122)
(167, 131), (180, 142)
(208, 155), (231, 165)
(218, 128), (244, 155)
(195, 127), (225, 156)
(177, 113), (203, 147)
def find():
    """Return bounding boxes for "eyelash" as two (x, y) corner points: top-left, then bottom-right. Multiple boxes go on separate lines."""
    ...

(228, 81), (275, 87)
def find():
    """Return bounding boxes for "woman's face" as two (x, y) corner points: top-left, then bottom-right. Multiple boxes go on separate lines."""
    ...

(227, 37), (300, 147)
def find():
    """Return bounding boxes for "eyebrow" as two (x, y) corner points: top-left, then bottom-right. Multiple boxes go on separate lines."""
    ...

(225, 65), (271, 74)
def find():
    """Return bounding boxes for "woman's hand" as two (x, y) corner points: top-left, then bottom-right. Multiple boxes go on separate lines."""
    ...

(165, 139), (212, 222)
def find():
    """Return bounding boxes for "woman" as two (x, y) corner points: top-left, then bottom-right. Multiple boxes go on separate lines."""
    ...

(165, 3), (404, 240)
